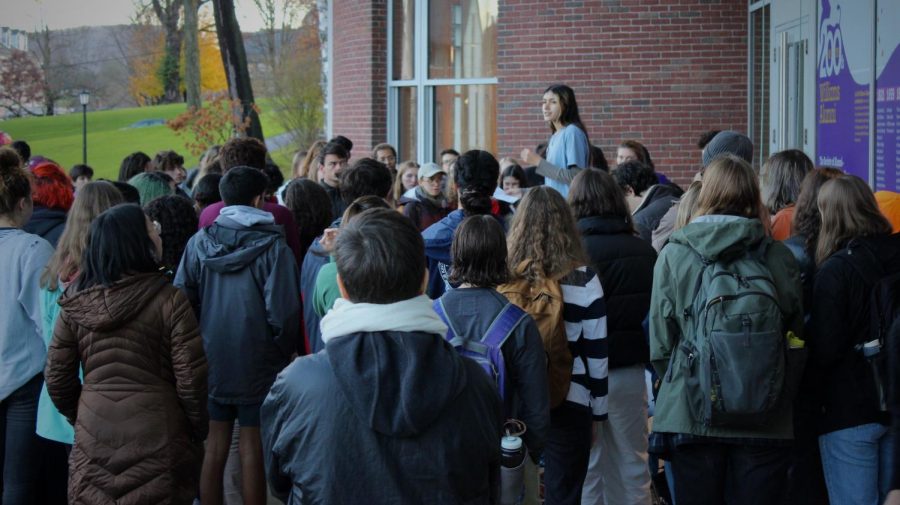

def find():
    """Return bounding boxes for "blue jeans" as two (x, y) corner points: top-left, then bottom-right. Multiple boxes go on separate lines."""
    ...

(819, 422), (894, 505)
(1, 374), (43, 505)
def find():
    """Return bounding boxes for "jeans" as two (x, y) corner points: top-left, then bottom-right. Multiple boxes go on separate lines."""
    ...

(0, 374), (43, 505)
(544, 403), (593, 505)
(819, 422), (894, 505)
(669, 442), (790, 505)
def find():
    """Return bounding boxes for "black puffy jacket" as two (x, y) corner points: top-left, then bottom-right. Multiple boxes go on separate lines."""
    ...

(577, 216), (657, 368)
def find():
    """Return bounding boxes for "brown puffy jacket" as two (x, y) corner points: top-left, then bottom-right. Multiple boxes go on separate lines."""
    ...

(45, 272), (208, 505)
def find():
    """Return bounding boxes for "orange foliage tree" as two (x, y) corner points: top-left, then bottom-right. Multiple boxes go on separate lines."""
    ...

(166, 92), (259, 155)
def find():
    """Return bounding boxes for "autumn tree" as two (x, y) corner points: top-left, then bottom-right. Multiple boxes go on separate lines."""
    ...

(271, 7), (323, 147)
(127, 23), (166, 105)
(0, 50), (44, 117)
(140, 0), (184, 103)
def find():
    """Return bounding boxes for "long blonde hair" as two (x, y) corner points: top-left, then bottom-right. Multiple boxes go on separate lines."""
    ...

(294, 140), (326, 179)
(41, 181), (124, 290)
(392, 161), (419, 202)
(507, 186), (586, 282)
(694, 155), (766, 221)
(815, 175), (892, 265)
(675, 181), (702, 230)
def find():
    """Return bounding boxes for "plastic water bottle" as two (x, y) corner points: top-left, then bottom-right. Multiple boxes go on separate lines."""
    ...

(500, 435), (525, 505)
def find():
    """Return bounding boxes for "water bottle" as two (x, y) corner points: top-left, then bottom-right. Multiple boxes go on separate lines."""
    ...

(500, 435), (525, 505)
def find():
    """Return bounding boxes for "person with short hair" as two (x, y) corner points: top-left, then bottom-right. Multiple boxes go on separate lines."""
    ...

(110, 180), (141, 204)
(300, 158), (394, 353)
(197, 137), (303, 265)
(152, 150), (187, 184)
(318, 141), (351, 218)
(175, 166), (301, 505)
(193, 173), (223, 214)
(118, 151), (151, 182)
(261, 208), (502, 504)
(69, 164), (94, 192)
(440, 148), (460, 173)
(399, 162), (452, 231)
(24, 160), (74, 248)
(45, 203), (207, 505)
(11, 140), (31, 163)
(373, 143), (398, 174)
(128, 171), (176, 206)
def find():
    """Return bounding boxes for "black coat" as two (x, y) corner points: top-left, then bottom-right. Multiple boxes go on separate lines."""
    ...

(577, 216), (657, 369)
(261, 329), (502, 504)
(633, 184), (683, 243)
(810, 233), (900, 435)
(23, 205), (66, 248)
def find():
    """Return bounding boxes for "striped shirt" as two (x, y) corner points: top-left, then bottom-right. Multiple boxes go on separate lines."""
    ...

(560, 266), (608, 420)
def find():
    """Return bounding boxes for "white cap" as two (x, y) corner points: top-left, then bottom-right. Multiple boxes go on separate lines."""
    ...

(501, 436), (522, 451)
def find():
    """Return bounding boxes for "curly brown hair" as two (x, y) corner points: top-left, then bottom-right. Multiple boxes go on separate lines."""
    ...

(507, 186), (586, 282)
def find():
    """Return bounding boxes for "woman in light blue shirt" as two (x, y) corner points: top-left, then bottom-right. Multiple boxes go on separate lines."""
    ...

(529, 84), (591, 197)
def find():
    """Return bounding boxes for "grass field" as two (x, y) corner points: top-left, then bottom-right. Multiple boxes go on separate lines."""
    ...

(0, 100), (290, 181)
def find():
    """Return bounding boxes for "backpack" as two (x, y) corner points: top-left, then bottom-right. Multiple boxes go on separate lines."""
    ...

(433, 299), (527, 401)
(677, 240), (787, 427)
(840, 239), (900, 412)
(498, 264), (572, 408)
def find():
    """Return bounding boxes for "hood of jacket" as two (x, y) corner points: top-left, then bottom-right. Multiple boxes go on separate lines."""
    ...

(634, 183), (683, 215)
(326, 329), (467, 438)
(59, 273), (169, 332)
(669, 215), (766, 262)
(577, 215), (633, 236)
(23, 205), (66, 237)
(197, 208), (284, 273)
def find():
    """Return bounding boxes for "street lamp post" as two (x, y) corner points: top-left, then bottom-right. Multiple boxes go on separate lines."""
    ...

(79, 90), (90, 165)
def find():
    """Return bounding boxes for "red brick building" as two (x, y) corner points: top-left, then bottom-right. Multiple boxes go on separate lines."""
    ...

(328, 0), (747, 185)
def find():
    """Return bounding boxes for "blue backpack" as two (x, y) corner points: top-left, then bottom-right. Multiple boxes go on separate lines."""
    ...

(433, 299), (527, 400)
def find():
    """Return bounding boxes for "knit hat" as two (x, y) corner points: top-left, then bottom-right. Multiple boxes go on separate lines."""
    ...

(702, 130), (753, 167)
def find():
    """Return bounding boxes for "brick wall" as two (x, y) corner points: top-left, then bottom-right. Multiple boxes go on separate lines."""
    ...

(330, 0), (749, 186)
(497, 0), (748, 185)
(331, 0), (388, 159)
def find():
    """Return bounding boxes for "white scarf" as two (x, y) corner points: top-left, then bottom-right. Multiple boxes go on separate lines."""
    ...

(320, 295), (448, 344)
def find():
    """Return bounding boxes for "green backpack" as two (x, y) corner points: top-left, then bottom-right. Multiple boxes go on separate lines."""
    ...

(676, 240), (787, 427)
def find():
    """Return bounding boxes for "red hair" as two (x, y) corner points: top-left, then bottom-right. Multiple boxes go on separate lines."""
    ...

(31, 161), (74, 211)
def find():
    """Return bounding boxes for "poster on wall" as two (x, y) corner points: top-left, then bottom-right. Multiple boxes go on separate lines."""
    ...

(816, 0), (871, 180)
(875, 2), (900, 191)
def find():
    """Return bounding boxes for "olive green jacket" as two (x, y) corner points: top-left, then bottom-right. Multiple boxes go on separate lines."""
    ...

(650, 216), (804, 439)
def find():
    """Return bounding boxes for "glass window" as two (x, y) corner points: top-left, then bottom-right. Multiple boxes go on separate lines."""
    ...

(749, 4), (771, 171)
(398, 87), (418, 162)
(392, 0), (416, 81)
(428, 0), (497, 79)
(433, 84), (497, 155)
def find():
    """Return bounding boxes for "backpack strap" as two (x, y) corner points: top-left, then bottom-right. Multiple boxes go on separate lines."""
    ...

(433, 298), (460, 341)
(480, 303), (528, 350)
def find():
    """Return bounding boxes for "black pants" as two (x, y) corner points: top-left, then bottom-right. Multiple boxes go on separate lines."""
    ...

(670, 442), (791, 505)
(543, 403), (592, 505)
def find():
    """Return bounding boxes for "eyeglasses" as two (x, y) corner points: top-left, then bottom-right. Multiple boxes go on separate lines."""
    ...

(152, 221), (162, 234)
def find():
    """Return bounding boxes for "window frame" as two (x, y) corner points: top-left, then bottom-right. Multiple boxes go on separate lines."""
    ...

(387, 0), (499, 164)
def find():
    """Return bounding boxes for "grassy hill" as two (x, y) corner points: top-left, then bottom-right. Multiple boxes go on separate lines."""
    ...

(0, 100), (291, 181)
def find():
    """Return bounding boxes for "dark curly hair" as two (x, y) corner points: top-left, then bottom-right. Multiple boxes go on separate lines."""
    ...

(612, 160), (657, 197)
(455, 150), (499, 215)
(220, 137), (267, 171)
(143, 195), (199, 271)
(283, 178), (333, 258)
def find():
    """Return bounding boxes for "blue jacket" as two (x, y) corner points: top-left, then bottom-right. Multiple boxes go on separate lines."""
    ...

(422, 210), (466, 299)
(175, 207), (301, 404)
(261, 329), (502, 504)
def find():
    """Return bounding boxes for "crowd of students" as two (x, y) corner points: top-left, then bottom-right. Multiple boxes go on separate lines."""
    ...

(4, 82), (900, 505)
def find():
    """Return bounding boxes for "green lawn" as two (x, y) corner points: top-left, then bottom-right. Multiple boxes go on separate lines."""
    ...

(0, 100), (288, 181)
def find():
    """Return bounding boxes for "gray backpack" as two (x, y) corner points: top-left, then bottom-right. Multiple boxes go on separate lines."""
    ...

(681, 240), (787, 427)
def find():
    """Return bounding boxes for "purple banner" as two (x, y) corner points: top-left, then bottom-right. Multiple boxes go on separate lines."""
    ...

(817, 0), (869, 179)
(875, 6), (900, 191)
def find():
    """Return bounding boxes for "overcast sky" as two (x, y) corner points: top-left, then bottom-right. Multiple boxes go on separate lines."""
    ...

(0, 0), (274, 33)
